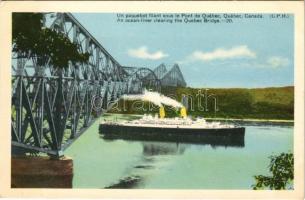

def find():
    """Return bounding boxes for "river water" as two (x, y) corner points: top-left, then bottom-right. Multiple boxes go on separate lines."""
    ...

(65, 114), (293, 189)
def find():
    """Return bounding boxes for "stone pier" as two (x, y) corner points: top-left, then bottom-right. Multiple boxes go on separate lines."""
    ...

(11, 156), (73, 188)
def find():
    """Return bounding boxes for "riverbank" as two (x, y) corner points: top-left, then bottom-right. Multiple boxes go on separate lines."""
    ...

(110, 86), (294, 120)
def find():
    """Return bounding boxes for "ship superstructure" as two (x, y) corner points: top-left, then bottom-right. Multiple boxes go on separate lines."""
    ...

(102, 114), (236, 129)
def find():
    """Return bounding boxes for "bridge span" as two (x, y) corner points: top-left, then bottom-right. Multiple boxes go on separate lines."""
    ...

(11, 13), (160, 157)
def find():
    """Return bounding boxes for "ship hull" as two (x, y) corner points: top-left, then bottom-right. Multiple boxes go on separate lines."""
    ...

(99, 124), (245, 147)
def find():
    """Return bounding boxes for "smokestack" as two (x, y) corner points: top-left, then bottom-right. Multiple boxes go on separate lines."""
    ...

(180, 106), (187, 118)
(159, 106), (165, 119)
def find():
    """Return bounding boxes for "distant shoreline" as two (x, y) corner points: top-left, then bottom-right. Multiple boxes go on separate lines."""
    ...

(104, 113), (294, 124)
(204, 117), (293, 123)
(205, 118), (294, 126)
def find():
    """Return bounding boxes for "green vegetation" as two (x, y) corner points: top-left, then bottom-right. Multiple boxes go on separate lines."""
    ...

(110, 86), (294, 120)
(252, 153), (294, 190)
(13, 13), (89, 68)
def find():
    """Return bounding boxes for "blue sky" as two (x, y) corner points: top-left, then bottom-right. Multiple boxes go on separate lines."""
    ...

(73, 13), (294, 88)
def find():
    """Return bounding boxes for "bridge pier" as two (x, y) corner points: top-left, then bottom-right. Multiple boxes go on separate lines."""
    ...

(11, 156), (73, 188)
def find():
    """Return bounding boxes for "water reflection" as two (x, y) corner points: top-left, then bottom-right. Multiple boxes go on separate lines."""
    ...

(102, 134), (245, 148)
(67, 120), (293, 189)
(142, 142), (187, 156)
(104, 175), (142, 189)
(104, 142), (185, 189)
(104, 140), (245, 189)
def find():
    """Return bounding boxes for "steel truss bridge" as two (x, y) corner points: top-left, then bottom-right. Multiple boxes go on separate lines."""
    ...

(11, 13), (161, 157)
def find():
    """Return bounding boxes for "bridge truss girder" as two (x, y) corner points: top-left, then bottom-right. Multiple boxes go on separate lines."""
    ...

(11, 13), (159, 157)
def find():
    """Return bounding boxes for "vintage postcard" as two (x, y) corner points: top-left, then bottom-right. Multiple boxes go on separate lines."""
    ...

(0, 1), (304, 199)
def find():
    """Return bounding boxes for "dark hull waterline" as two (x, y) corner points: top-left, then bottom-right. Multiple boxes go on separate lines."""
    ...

(99, 124), (245, 147)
